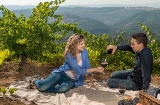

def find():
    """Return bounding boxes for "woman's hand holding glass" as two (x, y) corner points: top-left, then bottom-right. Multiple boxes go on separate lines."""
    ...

(97, 67), (104, 73)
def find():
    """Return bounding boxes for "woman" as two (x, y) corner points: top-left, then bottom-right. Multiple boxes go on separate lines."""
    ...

(27, 33), (104, 93)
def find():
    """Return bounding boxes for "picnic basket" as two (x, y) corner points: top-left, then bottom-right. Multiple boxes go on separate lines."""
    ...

(139, 90), (160, 105)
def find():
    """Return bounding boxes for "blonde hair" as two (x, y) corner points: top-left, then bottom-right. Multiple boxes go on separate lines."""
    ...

(64, 33), (85, 57)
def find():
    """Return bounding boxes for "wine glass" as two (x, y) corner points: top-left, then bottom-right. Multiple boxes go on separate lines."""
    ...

(118, 83), (126, 95)
(101, 58), (108, 68)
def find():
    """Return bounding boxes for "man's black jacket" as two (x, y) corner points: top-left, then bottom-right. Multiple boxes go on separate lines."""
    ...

(117, 45), (153, 90)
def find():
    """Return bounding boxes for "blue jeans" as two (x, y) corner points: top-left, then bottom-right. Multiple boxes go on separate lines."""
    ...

(106, 69), (140, 90)
(34, 72), (75, 93)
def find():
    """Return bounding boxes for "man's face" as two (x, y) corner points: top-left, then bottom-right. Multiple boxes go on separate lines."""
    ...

(131, 38), (143, 52)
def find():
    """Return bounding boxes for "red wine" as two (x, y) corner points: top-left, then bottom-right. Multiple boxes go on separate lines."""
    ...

(119, 89), (125, 94)
(101, 62), (108, 68)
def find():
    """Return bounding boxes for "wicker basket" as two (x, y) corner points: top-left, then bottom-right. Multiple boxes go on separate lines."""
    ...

(139, 90), (160, 105)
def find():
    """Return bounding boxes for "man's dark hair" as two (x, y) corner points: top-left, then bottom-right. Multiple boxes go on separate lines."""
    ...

(132, 33), (148, 47)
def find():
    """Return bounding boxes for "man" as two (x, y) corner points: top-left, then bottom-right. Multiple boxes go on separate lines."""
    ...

(106, 33), (153, 90)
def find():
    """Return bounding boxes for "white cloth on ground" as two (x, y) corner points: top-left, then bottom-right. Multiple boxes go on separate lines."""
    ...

(0, 79), (139, 105)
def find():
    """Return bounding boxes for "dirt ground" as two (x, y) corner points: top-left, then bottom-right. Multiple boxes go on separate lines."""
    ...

(0, 61), (160, 105)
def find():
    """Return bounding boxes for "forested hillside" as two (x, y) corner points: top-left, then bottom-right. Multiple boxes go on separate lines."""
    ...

(114, 10), (160, 38)
(0, 6), (160, 37)
(61, 13), (114, 35)
(55, 7), (160, 37)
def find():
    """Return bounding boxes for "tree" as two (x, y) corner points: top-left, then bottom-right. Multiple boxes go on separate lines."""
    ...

(0, 0), (82, 70)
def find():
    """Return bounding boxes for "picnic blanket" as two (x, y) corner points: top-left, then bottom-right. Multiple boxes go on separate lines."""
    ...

(0, 75), (139, 105)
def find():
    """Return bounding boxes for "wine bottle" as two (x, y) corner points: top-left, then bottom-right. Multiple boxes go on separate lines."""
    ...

(105, 49), (113, 54)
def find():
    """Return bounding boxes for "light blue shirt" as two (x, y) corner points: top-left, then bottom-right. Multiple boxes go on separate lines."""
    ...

(52, 48), (91, 87)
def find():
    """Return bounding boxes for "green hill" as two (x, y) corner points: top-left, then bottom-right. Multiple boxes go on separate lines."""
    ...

(114, 10), (160, 36)
(56, 7), (158, 25)
(61, 13), (114, 35)
(0, 6), (160, 37)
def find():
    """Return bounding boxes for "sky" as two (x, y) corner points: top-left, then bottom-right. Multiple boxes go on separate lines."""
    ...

(0, 0), (160, 6)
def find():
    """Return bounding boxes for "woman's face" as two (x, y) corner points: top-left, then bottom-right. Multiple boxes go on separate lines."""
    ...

(76, 39), (85, 52)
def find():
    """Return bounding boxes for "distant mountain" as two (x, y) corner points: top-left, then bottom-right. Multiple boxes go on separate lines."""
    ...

(0, 6), (160, 37)
(56, 7), (159, 25)
(3, 3), (160, 9)
(3, 5), (35, 10)
(56, 7), (160, 36)
(61, 13), (114, 35)
(76, 3), (160, 8)
(114, 10), (160, 36)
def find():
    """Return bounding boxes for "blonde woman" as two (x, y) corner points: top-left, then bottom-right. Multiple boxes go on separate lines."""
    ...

(27, 33), (104, 93)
